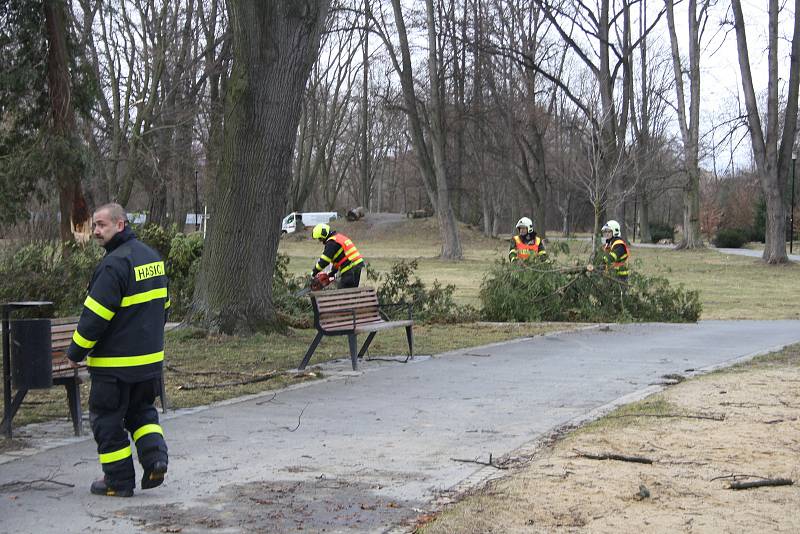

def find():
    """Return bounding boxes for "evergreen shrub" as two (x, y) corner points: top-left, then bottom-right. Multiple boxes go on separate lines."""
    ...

(713, 228), (749, 248)
(649, 222), (675, 243)
(480, 261), (701, 323)
(0, 241), (102, 316)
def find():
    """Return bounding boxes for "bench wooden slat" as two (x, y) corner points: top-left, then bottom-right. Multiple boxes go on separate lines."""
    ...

(315, 297), (379, 310)
(317, 300), (381, 312)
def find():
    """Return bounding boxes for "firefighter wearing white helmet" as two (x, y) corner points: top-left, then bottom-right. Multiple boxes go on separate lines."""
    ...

(311, 223), (365, 288)
(601, 220), (630, 279)
(508, 216), (546, 262)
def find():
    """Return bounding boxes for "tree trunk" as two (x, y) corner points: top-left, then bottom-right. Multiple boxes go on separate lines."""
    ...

(425, 0), (462, 260)
(193, 0), (329, 334)
(666, 0), (704, 249)
(44, 0), (90, 244)
(731, 0), (799, 263)
(359, 0), (371, 210)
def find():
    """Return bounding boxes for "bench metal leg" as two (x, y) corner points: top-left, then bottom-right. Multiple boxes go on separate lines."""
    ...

(63, 379), (83, 436)
(347, 333), (358, 371)
(0, 388), (28, 438)
(299, 331), (324, 370)
(357, 332), (377, 359)
(405, 325), (414, 362)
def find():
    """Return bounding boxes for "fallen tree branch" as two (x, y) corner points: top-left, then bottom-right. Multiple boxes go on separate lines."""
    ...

(451, 453), (510, 470)
(709, 473), (765, 482)
(607, 412), (725, 421)
(573, 449), (653, 464)
(729, 478), (793, 490)
(177, 371), (280, 390)
(166, 364), (254, 377)
(0, 478), (75, 491)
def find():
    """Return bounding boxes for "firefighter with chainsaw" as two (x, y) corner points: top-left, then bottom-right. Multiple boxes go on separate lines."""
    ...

(310, 223), (365, 289)
(508, 217), (547, 262)
(601, 219), (630, 280)
(66, 203), (169, 498)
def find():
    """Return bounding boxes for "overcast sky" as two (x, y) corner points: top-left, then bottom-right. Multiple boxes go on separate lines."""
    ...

(669, 0), (796, 174)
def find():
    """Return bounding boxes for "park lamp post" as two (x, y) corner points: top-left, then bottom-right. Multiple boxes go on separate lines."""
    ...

(791, 153), (797, 254)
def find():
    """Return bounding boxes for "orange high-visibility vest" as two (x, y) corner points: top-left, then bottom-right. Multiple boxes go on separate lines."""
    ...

(329, 233), (364, 274)
(604, 238), (630, 276)
(513, 235), (541, 260)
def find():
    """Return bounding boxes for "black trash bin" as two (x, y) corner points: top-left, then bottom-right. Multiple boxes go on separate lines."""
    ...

(10, 319), (52, 390)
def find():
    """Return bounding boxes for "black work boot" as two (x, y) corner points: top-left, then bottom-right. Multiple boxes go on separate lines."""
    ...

(90, 478), (134, 497)
(141, 460), (168, 489)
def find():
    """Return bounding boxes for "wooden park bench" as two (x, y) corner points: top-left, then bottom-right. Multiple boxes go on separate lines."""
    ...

(298, 287), (414, 371)
(2, 317), (167, 437)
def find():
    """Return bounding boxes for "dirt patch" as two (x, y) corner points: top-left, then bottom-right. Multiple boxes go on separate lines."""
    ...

(124, 477), (421, 533)
(420, 353), (800, 533)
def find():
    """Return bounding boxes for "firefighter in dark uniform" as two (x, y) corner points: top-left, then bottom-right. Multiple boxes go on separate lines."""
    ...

(508, 217), (547, 262)
(67, 203), (169, 497)
(311, 223), (364, 288)
(601, 219), (630, 280)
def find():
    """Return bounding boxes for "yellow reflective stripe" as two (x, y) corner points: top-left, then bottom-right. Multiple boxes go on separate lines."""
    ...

(164, 299), (171, 310)
(99, 445), (132, 464)
(84, 295), (115, 321)
(120, 287), (168, 307)
(88, 351), (164, 368)
(331, 248), (344, 260)
(338, 257), (364, 274)
(72, 330), (96, 349)
(133, 424), (164, 442)
(320, 254), (332, 263)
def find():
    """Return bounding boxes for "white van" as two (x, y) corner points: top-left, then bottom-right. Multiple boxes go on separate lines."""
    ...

(281, 211), (338, 234)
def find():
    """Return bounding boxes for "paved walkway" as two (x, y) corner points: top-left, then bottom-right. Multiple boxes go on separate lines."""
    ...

(2, 320), (800, 533)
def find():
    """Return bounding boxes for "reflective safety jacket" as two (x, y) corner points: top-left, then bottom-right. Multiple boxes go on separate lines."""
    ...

(509, 234), (546, 261)
(603, 237), (630, 277)
(67, 226), (169, 382)
(313, 231), (364, 276)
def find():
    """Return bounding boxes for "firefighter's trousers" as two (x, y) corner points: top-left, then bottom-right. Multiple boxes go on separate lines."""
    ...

(89, 375), (168, 490)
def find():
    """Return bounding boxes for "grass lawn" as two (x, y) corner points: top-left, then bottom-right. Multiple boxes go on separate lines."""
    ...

(280, 218), (800, 320)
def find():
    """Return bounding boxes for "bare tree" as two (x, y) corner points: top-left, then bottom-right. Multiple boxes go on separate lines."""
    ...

(665, 0), (709, 248)
(193, 0), (330, 334)
(730, 0), (800, 263)
(372, 1), (462, 259)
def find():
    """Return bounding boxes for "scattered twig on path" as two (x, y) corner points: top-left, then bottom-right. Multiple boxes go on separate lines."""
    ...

(0, 477), (75, 492)
(365, 356), (412, 363)
(177, 370), (280, 390)
(573, 449), (653, 464)
(709, 473), (767, 482)
(255, 393), (278, 405)
(450, 453), (510, 470)
(729, 478), (794, 490)
(283, 403), (309, 432)
(607, 412), (725, 421)
(764, 419), (784, 424)
(166, 364), (252, 377)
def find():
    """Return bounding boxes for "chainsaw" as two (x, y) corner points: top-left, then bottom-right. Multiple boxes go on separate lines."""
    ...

(294, 271), (335, 297)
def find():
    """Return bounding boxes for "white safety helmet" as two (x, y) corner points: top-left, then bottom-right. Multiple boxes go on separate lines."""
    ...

(516, 217), (534, 234)
(602, 220), (621, 238)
